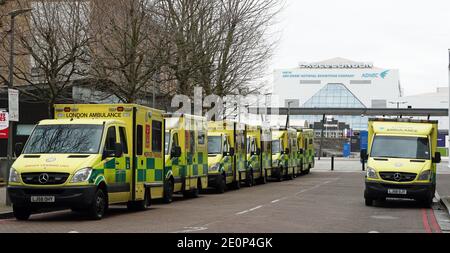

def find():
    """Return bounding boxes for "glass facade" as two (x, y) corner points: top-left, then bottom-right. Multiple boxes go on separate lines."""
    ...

(297, 83), (369, 130)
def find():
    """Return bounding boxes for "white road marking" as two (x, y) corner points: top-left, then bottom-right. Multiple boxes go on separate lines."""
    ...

(68, 231), (79, 233)
(294, 178), (339, 197)
(236, 205), (263, 215)
(368, 231), (380, 233)
(370, 215), (399, 220)
(172, 227), (208, 233)
(249, 205), (263, 211)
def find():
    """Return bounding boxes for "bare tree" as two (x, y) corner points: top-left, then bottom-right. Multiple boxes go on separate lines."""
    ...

(0, 0), (91, 117)
(154, 0), (282, 103)
(89, 0), (166, 104)
(153, 0), (219, 99)
(212, 0), (281, 97)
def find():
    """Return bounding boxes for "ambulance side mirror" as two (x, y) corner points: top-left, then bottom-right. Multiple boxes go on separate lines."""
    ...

(284, 148), (290, 155)
(15, 143), (24, 156)
(228, 148), (235, 157)
(298, 149), (304, 155)
(171, 146), (182, 158)
(103, 143), (122, 159)
(433, 152), (441, 164)
(360, 149), (368, 162)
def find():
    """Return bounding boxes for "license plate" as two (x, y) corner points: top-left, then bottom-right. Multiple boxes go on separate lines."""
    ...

(388, 189), (407, 195)
(31, 196), (55, 203)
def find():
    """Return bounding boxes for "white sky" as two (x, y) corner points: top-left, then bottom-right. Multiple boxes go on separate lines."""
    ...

(269, 0), (450, 96)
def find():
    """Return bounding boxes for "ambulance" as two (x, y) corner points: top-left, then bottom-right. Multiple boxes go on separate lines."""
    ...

(261, 128), (273, 179)
(246, 125), (266, 185)
(362, 118), (441, 207)
(207, 121), (247, 193)
(271, 128), (298, 181)
(9, 104), (163, 220)
(297, 129), (315, 175)
(164, 113), (208, 201)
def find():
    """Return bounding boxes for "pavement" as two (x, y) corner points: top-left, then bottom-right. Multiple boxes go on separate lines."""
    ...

(0, 186), (12, 218)
(0, 159), (450, 233)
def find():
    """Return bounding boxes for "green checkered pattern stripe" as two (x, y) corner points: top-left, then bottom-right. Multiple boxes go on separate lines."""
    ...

(221, 156), (233, 175)
(262, 151), (271, 169)
(192, 152), (208, 176)
(237, 152), (246, 171)
(165, 152), (208, 178)
(89, 157), (132, 185)
(137, 157), (164, 182)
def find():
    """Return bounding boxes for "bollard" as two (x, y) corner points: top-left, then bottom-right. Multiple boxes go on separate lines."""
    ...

(331, 156), (334, 171)
(362, 161), (365, 171)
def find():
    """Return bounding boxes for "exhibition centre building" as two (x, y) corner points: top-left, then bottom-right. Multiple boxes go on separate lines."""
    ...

(272, 57), (402, 132)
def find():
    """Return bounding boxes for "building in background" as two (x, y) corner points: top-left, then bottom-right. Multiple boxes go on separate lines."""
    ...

(273, 57), (402, 131)
(397, 87), (449, 156)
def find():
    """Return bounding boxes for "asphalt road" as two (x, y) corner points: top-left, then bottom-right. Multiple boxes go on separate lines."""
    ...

(1, 159), (449, 233)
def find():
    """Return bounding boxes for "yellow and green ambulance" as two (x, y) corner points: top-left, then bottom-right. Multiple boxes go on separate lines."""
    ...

(297, 129), (315, 175)
(8, 104), (168, 220)
(271, 128), (298, 181)
(246, 125), (266, 185)
(164, 113), (209, 202)
(207, 121), (247, 193)
(362, 118), (441, 207)
(261, 128), (273, 180)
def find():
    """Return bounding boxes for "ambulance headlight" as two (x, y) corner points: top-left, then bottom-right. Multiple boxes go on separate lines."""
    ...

(366, 167), (378, 179)
(9, 168), (20, 183)
(209, 163), (220, 172)
(418, 170), (431, 181)
(71, 167), (93, 183)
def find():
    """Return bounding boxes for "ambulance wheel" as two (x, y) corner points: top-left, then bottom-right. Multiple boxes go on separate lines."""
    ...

(128, 188), (151, 211)
(163, 179), (174, 204)
(276, 167), (283, 182)
(258, 170), (267, 184)
(365, 198), (373, 206)
(303, 165), (311, 175)
(420, 197), (433, 208)
(216, 174), (226, 194)
(183, 182), (200, 198)
(246, 171), (254, 187)
(13, 205), (31, 221)
(288, 168), (294, 180)
(87, 188), (107, 220)
(420, 192), (434, 208)
(231, 172), (241, 190)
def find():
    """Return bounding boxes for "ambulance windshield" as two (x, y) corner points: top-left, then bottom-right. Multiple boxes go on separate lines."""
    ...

(371, 136), (430, 160)
(208, 136), (222, 154)
(23, 124), (103, 154)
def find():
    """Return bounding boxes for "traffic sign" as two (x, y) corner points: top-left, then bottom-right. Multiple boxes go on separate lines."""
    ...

(8, 89), (19, 122)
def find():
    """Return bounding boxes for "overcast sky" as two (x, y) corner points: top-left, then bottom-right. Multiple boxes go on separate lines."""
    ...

(269, 0), (450, 96)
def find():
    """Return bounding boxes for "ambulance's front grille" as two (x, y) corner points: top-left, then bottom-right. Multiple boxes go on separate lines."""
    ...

(380, 172), (417, 182)
(21, 173), (70, 185)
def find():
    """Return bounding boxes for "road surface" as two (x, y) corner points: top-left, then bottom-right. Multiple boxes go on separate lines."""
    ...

(0, 159), (449, 233)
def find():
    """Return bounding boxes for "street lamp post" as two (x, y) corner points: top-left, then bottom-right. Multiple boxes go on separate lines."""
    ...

(5, 8), (32, 206)
(285, 101), (294, 129)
